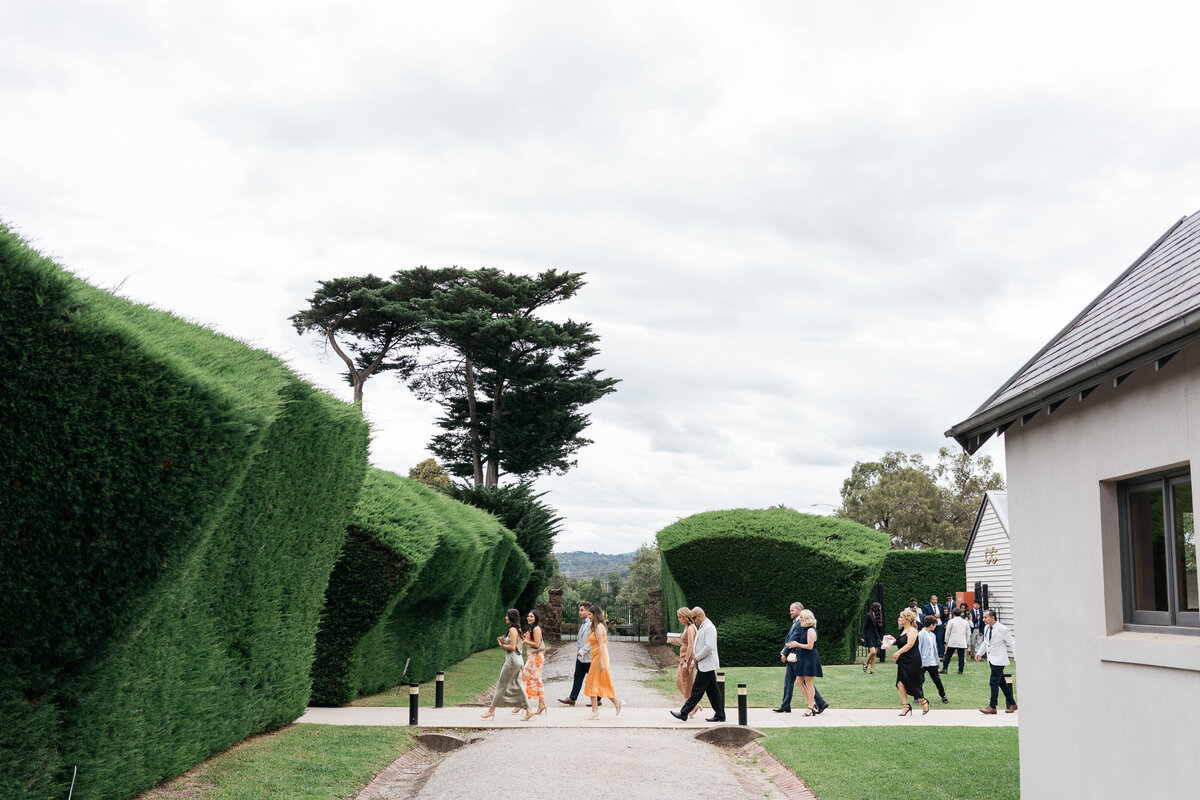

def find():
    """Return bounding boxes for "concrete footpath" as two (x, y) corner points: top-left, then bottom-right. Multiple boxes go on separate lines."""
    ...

(298, 639), (1016, 729)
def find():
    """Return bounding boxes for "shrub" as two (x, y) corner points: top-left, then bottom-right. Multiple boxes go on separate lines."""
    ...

(875, 549), (966, 620)
(0, 224), (368, 800)
(657, 508), (891, 665)
(309, 469), (532, 705)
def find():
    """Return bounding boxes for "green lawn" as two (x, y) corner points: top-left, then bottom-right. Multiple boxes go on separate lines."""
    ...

(647, 656), (1017, 710)
(761, 727), (1019, 800)
(137, 725), (415, 800)
(352, 647), (505, 707)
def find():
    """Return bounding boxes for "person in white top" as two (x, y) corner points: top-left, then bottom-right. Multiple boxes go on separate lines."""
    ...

(670, 606), (725, 722)
(974, 609), (1017, 714)
(941, 609), (972, 674)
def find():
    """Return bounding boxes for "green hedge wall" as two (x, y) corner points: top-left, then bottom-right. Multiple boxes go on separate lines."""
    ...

(875, 549), (966, 621)
(309, 469), (532, 706)
(657, 509), (891, 666)
(0, 224), (368, 800)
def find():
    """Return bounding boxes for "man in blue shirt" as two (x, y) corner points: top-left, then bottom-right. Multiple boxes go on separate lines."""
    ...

(772, 602), (829, 713)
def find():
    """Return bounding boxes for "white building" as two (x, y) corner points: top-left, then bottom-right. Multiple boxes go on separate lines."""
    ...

(963, 490), (1015, 634)
(948, 211), (1200, 799)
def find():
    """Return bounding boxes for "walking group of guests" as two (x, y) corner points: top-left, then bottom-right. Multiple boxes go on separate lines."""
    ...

(483, 603), (626, 721)
(860, 595), (1017, 715)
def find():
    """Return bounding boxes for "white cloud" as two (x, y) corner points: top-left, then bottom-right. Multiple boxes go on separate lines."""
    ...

(3, 1), (1199, 551)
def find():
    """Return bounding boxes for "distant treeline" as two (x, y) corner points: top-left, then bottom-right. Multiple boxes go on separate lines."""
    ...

(554, 550), (635, 578)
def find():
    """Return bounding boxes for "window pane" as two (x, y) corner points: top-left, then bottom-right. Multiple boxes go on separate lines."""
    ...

(1129, 485), (1169, 612)
(1175, 481), (1198, 613)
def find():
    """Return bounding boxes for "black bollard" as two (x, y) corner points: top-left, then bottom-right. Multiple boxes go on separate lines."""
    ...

(737, 683), (748, 726)
(716, 671), (725, 707)
(435, 672), (445, 708)
(408, 683), (419, 726)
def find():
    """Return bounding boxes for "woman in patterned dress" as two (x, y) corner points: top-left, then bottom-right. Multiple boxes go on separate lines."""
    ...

(521, 609), (548, 715)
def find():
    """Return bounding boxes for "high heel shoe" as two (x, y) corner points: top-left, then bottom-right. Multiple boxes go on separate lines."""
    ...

(898, 703), (912, 716)
(510, 708), (522, 714)
(863, 664), (868, 673)
(614, 699), (624, 716)
(480, 710), (495, 719)
(584, 712), (600, 720)
(802, 706), (817, 716)
(919, 698), (930, 715)
(521, 709), (535, 721)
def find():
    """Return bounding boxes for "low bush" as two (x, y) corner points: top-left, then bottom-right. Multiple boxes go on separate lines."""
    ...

(309, 469), (532, 705)
(0, 223), (368, 800)
(657, 508), (890, 665)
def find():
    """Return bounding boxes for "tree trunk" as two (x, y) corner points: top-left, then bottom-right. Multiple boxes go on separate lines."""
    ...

(326, 330), (364, 409)
(484, 383), (502, 488)
(463, 357), (484, 487)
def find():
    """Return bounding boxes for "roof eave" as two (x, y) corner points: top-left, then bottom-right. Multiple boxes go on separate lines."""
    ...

(946, 311), (1200, 454)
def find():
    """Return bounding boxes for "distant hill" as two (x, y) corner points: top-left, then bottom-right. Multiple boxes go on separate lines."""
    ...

(554, 550), (636, 579)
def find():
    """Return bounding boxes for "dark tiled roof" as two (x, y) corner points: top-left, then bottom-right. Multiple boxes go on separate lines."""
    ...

(948, 210), (1200, 452)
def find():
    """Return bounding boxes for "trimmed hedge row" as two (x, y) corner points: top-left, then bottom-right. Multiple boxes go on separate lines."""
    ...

(0, 225), (369, 800)
(657, 509), (891, 665)
(875, 549), (966, 621)
(309, 469), (532, 706)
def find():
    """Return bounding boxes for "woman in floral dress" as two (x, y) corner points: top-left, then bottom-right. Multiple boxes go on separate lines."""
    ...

(521, 609), (548, 715)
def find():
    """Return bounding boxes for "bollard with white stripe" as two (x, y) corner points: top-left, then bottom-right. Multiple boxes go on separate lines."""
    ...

(716, 671), (725, 706)
(409, 683), (419, 726)
(737, 683), (747, 726)
(435, 672), (445, 708)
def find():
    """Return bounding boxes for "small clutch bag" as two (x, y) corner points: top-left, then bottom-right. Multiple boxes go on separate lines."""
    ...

(786, 653), (797, 662)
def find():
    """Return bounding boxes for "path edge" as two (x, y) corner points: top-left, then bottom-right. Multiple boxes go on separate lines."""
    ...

(741, 741), (820, 800)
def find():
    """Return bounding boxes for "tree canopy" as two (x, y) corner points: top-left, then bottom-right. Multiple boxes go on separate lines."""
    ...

(836, 447), (1005, 549)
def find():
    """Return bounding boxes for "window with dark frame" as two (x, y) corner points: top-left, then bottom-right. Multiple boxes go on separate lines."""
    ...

(1120, 470), (1199, 630)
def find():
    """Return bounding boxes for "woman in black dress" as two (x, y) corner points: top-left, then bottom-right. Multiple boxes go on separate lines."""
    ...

(860, 602), (885, 674)
(891, 608), (927, 715)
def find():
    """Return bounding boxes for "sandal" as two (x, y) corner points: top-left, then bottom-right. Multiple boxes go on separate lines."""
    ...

(479, 710), (495, 719)
(919, 698), (931, 715)
(863, 664), (868, 673)
(803, 706), (817, 716)
(898, 703), (912, 716)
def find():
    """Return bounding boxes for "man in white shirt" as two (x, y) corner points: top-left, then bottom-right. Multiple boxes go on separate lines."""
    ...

(974, 609), (1017, 714)
(559, 603), (600, 707)
(670, 606), (725, 722)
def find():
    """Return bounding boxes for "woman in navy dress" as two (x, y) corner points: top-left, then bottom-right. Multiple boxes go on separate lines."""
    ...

(794, 609), (823, 716)
(892, 608), (927, 715)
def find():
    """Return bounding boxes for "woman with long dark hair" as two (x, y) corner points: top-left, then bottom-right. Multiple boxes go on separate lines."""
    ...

(480, 608), (533, 721)
(860, 602), (885, 674)
(583, 604), (624, 719)
(521, 609), (548, 715)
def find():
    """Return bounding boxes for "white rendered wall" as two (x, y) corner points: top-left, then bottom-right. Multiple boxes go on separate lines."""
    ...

(1004, 348), (1200, 799)
(965, 500), (1016, 634)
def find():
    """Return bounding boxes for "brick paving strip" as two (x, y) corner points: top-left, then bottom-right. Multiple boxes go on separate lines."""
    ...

(742, 741), (820, 800)
(353, 743), (447, 800)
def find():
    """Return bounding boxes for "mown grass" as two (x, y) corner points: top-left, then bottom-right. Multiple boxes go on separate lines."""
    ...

(647, 656), (1017, 710)
(761, 727), (1019, 800)
(136, 725), (415, 800)
(351, 646), (506, 707)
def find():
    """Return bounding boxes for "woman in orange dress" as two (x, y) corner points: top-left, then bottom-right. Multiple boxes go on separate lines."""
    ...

(520, 609), (548, 715)
(583, 604), (625, 720)
(673, 607), (701, 718)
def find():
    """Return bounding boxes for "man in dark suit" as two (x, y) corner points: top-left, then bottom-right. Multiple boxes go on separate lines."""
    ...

(922, 594), (946, 659)
(772, 601), (828, 713)
(969, 601), (985, 656)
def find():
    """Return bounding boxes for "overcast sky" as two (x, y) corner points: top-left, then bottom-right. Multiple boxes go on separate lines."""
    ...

(5, 2), (1200, 553)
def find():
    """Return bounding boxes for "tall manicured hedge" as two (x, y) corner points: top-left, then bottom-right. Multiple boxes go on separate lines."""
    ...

(875, 549), (966, 621)
(309, 469), (532, 706)
(0, 225), (368, 800)
(657, 509), (891, 665)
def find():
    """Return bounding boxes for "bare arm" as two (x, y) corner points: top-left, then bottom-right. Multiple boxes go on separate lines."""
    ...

(596, 624), (611, 671)
(497, 627), (521, 651)
(798, 629), (816, 650)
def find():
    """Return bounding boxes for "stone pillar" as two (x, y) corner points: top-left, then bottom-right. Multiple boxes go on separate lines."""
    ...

(539, 588), (564, 642)
(647, 588), (666, 645)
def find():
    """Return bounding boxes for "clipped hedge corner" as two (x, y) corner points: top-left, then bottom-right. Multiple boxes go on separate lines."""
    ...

(657, 508), (890, 665)
(309, 469), (532, 706)
(0, 223), (368, 800)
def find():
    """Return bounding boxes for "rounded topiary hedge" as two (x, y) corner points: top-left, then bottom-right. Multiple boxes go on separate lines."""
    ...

(309, 469), (533, 706)
(0, 223), (369, 800)
(657, 508), (891, 665)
